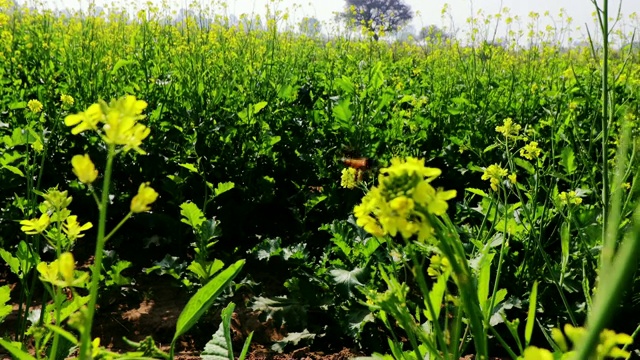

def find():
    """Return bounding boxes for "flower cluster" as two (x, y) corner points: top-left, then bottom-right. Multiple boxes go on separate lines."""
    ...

(60, 94), (74, 107)
(523, 324), (632, 359)
(27, 99), (43, 113)
(495, 117), (521, 139)
(353, 157), (456, 242)
(481, 164), (516, 191)
(340, 167), (358, 189)
(19, 188), (93, 249)
(520, 141), (542, 160)
(64, 95), (150, 154)
(558, 190), (582, 205)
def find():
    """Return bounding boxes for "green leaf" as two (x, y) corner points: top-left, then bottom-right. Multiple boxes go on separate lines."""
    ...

(477, 252), (495, 314)
(110, 58), (136, 75)
(172, 260), (245, 347)
(2, 165), (25, 177)
(332, 98), (353, 124)
(561, 221), (570, 272)
(180, 202), (206, 229)
(271, 330), (315, 353)
(330, 268), (364, 297)
(335, 76), (355, 94)
(0, 339), (36, 360)
(525, 281), (538, 346)
(252, 101), (268, 114)
(214, 182), (235, 197)
(466, 188), (488, 197)
(0, 249), (20, 275)
(8, 101), (27, 110)
(425, 270), (448, 322)
(237, 331), (254, 360)
(514, 158), (535, 175)
(560, 147), (577, 174)
(45, 324), (79, 345)
(483, 144), (499, 153)
(0, 285), (12, 322)
(178, 163), (199, 173)
(200, 302), (236, 360)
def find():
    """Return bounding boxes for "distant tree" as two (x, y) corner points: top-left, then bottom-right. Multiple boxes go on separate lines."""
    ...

(418, 25), (452, 44)
(340, 0), (413, 41)
(299, 17), (321, 37)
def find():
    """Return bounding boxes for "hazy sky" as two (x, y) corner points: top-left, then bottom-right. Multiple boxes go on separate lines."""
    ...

(35, 0), (639, 40)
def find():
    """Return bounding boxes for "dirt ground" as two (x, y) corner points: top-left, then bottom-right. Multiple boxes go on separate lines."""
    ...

(0, 268), (365, 360)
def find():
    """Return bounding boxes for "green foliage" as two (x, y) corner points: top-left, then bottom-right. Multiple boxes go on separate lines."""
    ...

(201, 302), (253, 360)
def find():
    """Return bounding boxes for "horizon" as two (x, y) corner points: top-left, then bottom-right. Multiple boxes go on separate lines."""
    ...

(19, 0), (640, 44)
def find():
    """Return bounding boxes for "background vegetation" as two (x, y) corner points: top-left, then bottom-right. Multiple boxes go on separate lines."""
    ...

(0, 0), (639, 357)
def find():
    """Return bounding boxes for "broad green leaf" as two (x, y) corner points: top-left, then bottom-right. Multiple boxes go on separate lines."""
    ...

(560, 147), (577, 174)
(466, 188), (488, 197)
(0, 285), (12, 322)
(252, 101), (268, 114)
(268, 135), (281, 146)
(110, 58), (135, 75)
(214, 182), (235, 197)
(180, 202), (206, 229)
(172, 260), (245, 346)
(0, 339), (36, 360)
(45, 324), (79, 344)
(8, 101), (27, 110)
(2, 165), (25, 177)
(0, 249), (20, 275)
(304, 195), (326, 213)
(525, 282), (538, 346)
(200, 302), (235, 360)
(178, 163), (199, 173)
(330, 268), (364, 297)
(477, 252), (495, 314)
(514, 158), (535, 175)
(332, 99), (352, 124)
(483, 144), (499, 153)
(271, 330), (315, 353)
(424, 270), (448, 322)
(335, 76), (355, 94)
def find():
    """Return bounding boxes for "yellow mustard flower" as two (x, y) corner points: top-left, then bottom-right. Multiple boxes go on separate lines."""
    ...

(27, 99), (43, 113)
(481, 164), (508, 191)
(130, 182), (159, 213)
(64, 103), (103, 135)
(71, 154), (98, 184)
(354, 157), (455, 242)
(495, 118), (521, 138)
(341, 167), (358, 189)
(558, 191), (582, 205)
(568, 101), (579, 111)
(63, 215), (93, 241)
(102, 96), (151, 154)
(19, 213), (50, 234)
(552, 324), (632, 359)
(37, 252), (87, 288)
(427, 254), (451, 277)
(60, 94), (74, 107)
(522, 346), (554, 360)
(520, 141), (542, 160)
(508, 173), (517, 185)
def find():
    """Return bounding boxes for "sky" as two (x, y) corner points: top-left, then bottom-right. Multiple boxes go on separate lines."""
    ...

(32, 0), (639, 41)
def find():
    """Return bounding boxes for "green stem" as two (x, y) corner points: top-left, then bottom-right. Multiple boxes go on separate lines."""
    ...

(599, 0), (612, 268)
(572, 204), (640, 359)
(103, 212), (132, 243)
(79, 143), (115, 359)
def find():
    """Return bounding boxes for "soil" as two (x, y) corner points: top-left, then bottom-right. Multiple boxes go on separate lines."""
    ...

(0, 267), (365, 360)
